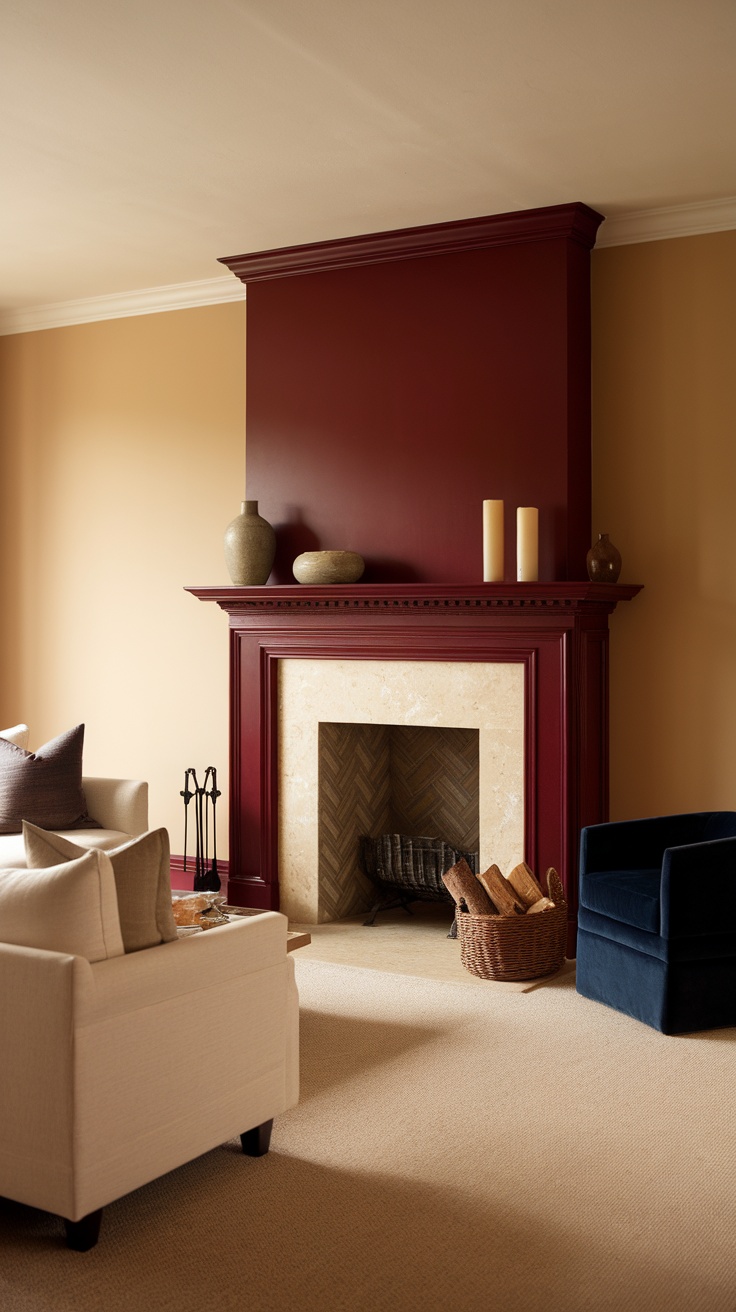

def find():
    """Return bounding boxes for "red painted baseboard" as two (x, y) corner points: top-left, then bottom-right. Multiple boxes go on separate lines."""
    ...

(170, 854), (229, 898)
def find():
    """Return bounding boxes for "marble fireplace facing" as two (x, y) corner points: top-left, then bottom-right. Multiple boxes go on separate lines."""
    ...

(279, 659), (524, 923)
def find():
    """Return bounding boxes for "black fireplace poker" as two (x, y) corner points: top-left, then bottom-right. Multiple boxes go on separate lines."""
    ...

(180, 766), (221, 892)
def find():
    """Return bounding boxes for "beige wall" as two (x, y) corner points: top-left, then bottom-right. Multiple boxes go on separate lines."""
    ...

(1, 229), (735, 863)
(592, 230), (736, 819)
(0, 302), (245, 855)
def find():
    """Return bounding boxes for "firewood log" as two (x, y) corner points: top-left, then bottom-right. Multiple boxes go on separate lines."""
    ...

(527, 896), (556, 913)
(477, 864), (527, 916)
(506, 861), (546, 908)
(442, 858), (496, 915)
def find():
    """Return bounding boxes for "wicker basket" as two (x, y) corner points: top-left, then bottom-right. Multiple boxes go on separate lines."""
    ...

(457, 869), (567, 981)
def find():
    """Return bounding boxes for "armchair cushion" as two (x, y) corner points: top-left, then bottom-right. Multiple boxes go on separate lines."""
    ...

(579, 868), (661, 932)
(24, 823), (178, 953)
(0, 850), (125, 961)
(0, 724), (98, 835)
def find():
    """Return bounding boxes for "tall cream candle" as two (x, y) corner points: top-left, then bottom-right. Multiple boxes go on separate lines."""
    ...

(516, 507), (539, 582)
(482, 500), (504, 582)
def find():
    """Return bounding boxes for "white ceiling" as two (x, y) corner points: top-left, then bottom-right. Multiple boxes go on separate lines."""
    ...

(2, 0), (736, 322)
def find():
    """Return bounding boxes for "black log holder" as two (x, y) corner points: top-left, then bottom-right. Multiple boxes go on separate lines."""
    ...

(359, 834), (479, 937)
(180, 766), (222, 892)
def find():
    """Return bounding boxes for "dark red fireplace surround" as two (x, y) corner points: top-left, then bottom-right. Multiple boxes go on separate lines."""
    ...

(187, 583), (640, 955)
(197, 201), (635, 955)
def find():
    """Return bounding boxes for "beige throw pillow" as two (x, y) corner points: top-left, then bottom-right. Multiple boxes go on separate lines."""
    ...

(0, 849), (125, 962)
(0, 723), (98, 835)
(23, 823), (178, 953)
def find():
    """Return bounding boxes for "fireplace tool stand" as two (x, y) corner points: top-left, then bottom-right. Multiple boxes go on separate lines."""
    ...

(180, 766), (221, 892)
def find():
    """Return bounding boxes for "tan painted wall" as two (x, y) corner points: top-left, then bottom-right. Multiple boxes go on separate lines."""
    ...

(592, 230), (736, 819)
(0, 302), (245, 855)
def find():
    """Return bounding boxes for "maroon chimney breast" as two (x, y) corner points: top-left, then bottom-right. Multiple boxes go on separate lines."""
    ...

(219, 202), (604, 585)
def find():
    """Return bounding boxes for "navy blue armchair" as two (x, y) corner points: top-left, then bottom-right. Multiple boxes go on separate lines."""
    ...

(576, 812), (736, 1034)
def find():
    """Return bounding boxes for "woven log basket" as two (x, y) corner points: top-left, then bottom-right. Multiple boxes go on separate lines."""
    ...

(457, 869), (567, 981)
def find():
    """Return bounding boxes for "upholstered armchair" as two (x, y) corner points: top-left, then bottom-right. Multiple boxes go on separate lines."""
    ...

(576, 811), (736, 1034)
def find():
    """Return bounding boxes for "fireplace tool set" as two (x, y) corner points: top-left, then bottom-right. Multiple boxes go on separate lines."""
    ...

(180, 766), (221, 891)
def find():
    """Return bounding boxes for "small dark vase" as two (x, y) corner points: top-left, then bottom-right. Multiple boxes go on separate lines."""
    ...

(586, 533), (622, 583)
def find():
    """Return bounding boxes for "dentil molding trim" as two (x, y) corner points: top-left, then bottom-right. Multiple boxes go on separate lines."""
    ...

(2, 196), (736, 335)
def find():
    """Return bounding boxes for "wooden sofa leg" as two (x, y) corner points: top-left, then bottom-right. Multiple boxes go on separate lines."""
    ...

(240, 1118), (273, 1157)
(64, 1208), (103, 1251)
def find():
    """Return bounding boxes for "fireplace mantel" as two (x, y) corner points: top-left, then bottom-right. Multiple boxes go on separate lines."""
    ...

(187, 581), (641, 613)
(187, 582), (641, 954)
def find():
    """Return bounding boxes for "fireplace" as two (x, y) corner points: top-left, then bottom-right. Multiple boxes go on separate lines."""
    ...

(186, 582), (640, 955)
(191, 202), (640, 955)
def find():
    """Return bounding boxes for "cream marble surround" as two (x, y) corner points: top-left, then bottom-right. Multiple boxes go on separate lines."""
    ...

(278, 659), (525, 923)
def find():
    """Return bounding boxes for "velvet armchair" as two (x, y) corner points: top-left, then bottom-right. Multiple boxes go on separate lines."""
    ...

(576, 811), (736, 1034)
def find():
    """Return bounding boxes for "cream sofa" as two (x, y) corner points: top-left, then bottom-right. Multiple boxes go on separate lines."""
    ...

(0, 774), (150, 869)
(0, 724), (300, 1249)
(0, 911), (300, 1248)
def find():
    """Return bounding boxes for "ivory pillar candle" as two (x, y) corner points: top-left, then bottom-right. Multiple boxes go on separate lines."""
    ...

(482, 500), (504, 582)
(516, 507), (539, 582)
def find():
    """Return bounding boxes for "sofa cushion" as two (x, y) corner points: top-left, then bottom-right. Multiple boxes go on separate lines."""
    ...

(24, 823), (178, 953)
(0, 724), (98, 836)
(579, 868), (661, 933)
(0, 724), (29, 749)
(1, 828), (134, 871)
(0, 849), (125, 961)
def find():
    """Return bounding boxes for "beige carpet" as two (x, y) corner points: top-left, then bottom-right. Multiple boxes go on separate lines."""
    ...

(2, 956), (736, 1311)
(290, 900), (574, 990)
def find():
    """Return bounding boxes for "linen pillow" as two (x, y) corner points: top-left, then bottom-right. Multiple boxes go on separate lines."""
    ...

(23, 822), (178, 953)
(0, 849), (125, 962)
(0, 724), (30, 749)
(0, 723), (98, 835)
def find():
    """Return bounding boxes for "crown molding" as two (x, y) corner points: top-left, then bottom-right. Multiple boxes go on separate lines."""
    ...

(2, 198), (735, 336)
(597, 196), (736, 247)
(0, 275), (245, 337)
(219, 203), (604, 284)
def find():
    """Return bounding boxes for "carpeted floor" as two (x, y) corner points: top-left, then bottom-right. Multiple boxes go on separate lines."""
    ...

(2, 956), (736, 1311)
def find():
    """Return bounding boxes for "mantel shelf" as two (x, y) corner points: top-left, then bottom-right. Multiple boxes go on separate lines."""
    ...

(186, 582), (642, 615)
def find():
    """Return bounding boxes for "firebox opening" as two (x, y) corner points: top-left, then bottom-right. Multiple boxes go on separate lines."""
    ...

(318, 723), (479, 923)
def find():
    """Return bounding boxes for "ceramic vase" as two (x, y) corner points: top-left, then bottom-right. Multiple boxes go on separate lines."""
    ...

(224, 500), (276, 586)
(586, 533), (622, 583)
(293, 550), (365, 584)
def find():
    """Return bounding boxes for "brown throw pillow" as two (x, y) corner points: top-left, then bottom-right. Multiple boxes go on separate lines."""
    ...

(0, 723), (98, 836)
(23, 822), (178, 953)
(442, 857), (496, 915)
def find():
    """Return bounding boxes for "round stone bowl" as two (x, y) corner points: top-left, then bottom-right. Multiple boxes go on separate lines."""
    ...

(292, 550), (365, 585)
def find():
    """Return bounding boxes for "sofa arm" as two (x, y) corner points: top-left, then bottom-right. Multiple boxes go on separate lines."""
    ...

(0, 944), (94, 1218)
(82, 778), (148, 834)
(81, 913), (289, 1021)
(661, 837), (736, 938)
(72, 912), (298, 1218)
(580, 813), (712, 874)
(0, 913), (299, 1224)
